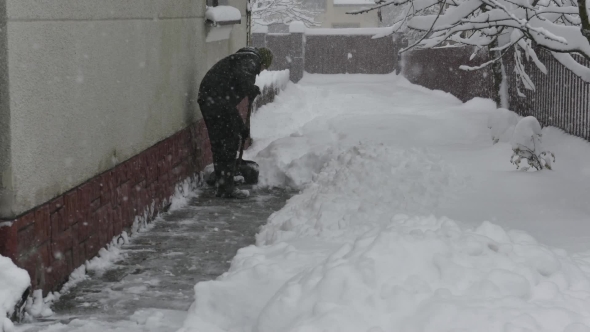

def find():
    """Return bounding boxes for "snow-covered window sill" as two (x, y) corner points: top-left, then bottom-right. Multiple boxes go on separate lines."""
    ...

(205, 5), (242, 27)
(205, 5), (242, 42)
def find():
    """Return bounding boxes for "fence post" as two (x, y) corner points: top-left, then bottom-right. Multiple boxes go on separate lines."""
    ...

(289, 21), (305, 83)
(395, 34), (408, 75)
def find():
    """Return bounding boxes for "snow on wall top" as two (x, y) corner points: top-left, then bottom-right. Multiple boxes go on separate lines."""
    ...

(306, 27), (393, 36)
(205, 6), (241, 23)
(252, 24), (269, 33)
(1, 255), (30, 329)
(333, 0), (376, 5)
(289, 21), (306, 33)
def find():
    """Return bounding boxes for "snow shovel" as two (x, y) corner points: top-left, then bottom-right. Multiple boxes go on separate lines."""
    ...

(233, 96), (259, 185)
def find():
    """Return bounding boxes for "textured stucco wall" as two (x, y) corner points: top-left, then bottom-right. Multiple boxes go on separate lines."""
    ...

(0, 0), (246, 218)
(0, 1), (11, 218)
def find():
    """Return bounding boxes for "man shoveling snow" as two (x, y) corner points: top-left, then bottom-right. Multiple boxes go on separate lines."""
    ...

(197, 47), (273, 199)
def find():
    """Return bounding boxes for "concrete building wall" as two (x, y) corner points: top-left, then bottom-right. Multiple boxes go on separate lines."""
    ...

(0, 0), (246, 219)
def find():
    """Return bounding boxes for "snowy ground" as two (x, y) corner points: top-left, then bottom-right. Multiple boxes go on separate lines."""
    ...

(180, 74), (590, 332)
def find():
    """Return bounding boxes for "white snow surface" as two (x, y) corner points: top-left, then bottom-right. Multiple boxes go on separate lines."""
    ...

(487, 108), (520, 144)
(180, 74), (590, 332)
(512, 116), (544, 152)
(0, 255), (29, 331)
(289, 21), (306, 33)
(255, 70), (290, 91)
(306, 27), (396, 36)
(205, 6), (241, 23)
(334, 0), (377, 5)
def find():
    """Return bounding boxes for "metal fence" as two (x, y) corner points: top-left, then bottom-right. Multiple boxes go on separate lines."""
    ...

(252, 30), (398, 79)
(304, 34), (397, 74)
(504, 48), (590, 141)
(404, 46), (590, 142)
(401, 47), (493, 102)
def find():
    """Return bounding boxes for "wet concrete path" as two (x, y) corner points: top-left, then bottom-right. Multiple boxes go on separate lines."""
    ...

(18, 187), (294, 332)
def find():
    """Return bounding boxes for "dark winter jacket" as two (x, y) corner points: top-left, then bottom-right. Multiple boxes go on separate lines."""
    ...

(198, 48), (262, 108)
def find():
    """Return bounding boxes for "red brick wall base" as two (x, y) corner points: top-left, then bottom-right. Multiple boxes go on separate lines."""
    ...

(0, 118), (216, 294)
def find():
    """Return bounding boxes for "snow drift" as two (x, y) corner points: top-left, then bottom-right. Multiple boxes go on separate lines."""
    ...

(180, 74), (590, 332)
(0, 254), (30, 332)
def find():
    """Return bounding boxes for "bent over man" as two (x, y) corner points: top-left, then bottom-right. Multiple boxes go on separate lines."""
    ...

(197, 47), (273, 199)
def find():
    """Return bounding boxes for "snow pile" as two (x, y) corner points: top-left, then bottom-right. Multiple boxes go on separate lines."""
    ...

(180, 74), (590, 332)
(487, 108), (519, 144)
(512, 116), (543, 152)
(255, 217), (590, 332)
(254, 133), (338, 189)
(256, 70), (290, 91)
(0, 255), (29, 331)
(205, 6), (241, 23)
(258, 144), (466, 244)
(181, 143), (590, 332)
(510, 116), (555, 171)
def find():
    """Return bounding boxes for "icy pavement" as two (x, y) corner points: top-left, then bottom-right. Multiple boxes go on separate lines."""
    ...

(16, 187), (293, 332)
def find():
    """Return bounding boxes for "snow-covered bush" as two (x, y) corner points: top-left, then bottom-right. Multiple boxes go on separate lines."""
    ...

(487, 108), (519, 144)
(510, 116), (555, 171)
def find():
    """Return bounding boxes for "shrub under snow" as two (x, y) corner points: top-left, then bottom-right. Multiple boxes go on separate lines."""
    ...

(487, 108), (519, 144)
(510, 116), (555, 171)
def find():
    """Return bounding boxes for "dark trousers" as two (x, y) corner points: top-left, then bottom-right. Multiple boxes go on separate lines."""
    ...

(198, 98), (242, 196)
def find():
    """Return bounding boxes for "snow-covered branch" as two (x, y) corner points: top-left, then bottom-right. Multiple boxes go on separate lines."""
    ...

(251, 0), (321, 27)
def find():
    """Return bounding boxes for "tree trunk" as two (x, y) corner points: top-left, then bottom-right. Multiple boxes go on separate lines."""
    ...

(490, 39), (503, 107)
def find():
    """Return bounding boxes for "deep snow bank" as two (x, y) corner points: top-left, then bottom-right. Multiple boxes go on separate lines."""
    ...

(257, 144), (466, 244)
(181, 145), (590, 332)
(181, 74), (590, 332)
(255, 216), (590, 332)
(1, 254), (29, 331)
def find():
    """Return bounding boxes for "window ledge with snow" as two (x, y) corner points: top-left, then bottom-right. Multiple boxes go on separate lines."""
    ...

(205, 6), (242, 27)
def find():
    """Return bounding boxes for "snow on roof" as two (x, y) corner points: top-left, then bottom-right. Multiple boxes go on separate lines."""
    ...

(252, 24), (269, 33)
(289, 21), (306, 33)
(333, 0), (377, 5)
(205, 6), (241, 23)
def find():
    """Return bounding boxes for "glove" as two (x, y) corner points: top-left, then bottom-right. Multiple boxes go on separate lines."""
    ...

(248, 85), (261, 101)
(241, 126), (250, 141)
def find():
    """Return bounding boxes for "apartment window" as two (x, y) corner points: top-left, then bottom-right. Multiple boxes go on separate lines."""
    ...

(302, 0), (327, 10)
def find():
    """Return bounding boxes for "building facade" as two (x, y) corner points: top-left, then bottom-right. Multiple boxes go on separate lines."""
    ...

(0, 0), (246, 293)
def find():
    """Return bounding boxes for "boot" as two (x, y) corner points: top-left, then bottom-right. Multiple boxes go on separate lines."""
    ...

(214, 162), (249, 199)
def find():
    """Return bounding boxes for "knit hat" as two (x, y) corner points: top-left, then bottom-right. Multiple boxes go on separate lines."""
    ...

(258, 47), (273, 69)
